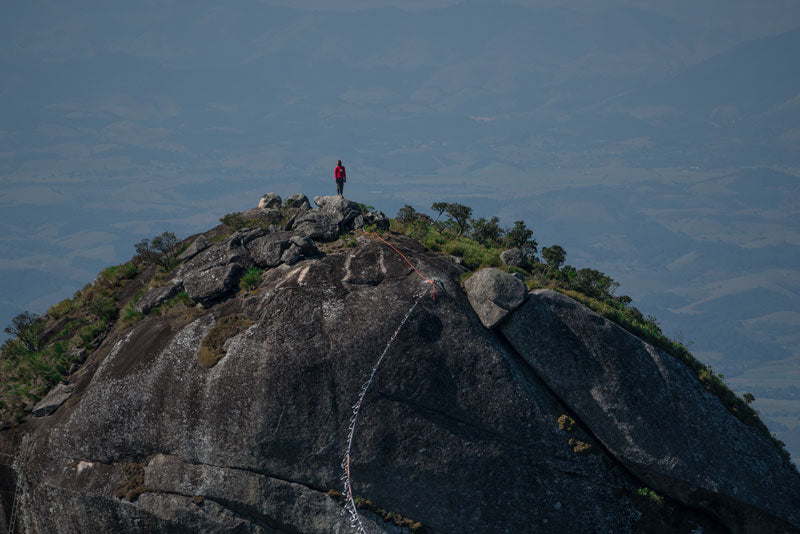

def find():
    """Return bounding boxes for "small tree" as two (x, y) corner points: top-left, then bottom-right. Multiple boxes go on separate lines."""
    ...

(542, 245), (566, 270)
(573, 268), (618, 299)
(504, 220), (538, 258)
(135, 232), (181, 270)
(396, 205), (417, 224)
(444, 202), (472, 236)
(4, 311), (45, 353)
(431, 202), (449, 220)
(471, 216), (504, 246)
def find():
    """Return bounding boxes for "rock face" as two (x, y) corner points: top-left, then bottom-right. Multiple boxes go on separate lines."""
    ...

(500, 247), (526, 268)
(177, 236), (209, 262)
(2, 216), (798, 534)
(31, 383), (74, 417)
(313, 195), (362, 232)
(463, 267), (527, 328)
(292, 210), (340, 242)
(258, 192), (282, 209)
(500, 289), (800, 534)
(135, 280), (185, 314)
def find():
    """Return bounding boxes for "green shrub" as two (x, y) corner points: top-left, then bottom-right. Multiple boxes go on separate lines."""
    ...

(219, 212), (248, 231)
(74, 321), (106, 349)
(135, 232), (181, 271)
(635, 487), (664, 506)
(48, 297), (78, 320)
(119, 304), (145, 328)
(98, 262), (139, 288)
(88, 295), (117, 322)
(240, 268), (263, 292)
(0, 340), (88, 425)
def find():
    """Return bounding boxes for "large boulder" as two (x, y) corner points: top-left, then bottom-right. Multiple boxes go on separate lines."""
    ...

(258, 193), (282, 209)
(249, 232), (293, 268)
(177, 238), (250, 278)
(4, 234), (796, 534)
(366, 210), (390, 230)
(499, 289), (800, 534)
(463, 268), (527, 328)
(292, 211), (339, 242)
(183, 263), (245, 307)
(177, 236), (210, 262)
(313, 195), (362, 231)
(500, 248), (526, 268)
(285, 194), (311, 210)
(6, 236), (692, 534)
(135, 280), (185, 314)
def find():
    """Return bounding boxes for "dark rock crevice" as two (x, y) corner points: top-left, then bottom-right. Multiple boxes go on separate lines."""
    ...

(154, 490), (289, 533)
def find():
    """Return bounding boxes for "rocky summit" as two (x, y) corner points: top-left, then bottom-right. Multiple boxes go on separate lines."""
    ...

(1, 195), (798, 534)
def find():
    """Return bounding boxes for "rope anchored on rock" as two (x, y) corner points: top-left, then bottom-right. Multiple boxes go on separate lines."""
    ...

(340, 234), (438, 533)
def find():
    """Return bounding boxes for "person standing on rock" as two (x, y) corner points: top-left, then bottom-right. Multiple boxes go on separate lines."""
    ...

(335, 160), (346, 197)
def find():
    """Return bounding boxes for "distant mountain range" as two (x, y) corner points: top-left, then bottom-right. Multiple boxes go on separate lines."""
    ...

(1, 0), (799, 463)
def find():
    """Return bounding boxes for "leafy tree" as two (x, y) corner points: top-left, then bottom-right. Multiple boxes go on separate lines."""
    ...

(542, 245), (566, 270)
(431, 202), (449, 220)
(558, 264), (577, 286)
(135, 232), (181, 270)
(504, 220), (538, 258)
(471, 216), (504, 246)
(573, 268), (619, 299)
(396, 205), (417, 224)
(444, 203), (472, 236)
(4, 311), (45, 353)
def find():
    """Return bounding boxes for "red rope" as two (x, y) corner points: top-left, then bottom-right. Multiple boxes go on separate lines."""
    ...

(365, 232), (436, 299)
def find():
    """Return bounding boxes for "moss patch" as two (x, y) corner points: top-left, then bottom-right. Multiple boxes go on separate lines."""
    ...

(327, 489), (425, 532)
(114, 462), (152, 502)
(557, 414), (575, 432)
(198, 314), (254, 369)
(569, 437), (594, 455)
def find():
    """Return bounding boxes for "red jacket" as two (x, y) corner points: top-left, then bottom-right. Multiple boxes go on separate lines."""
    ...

(335, 165), (346, 181)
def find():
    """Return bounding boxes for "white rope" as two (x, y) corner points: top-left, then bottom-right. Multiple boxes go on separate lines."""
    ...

(340, 286), (431, 533)
(8, 435), (31, 534)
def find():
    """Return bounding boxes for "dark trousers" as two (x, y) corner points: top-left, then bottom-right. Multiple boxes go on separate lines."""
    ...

(336, 179), (344, 195)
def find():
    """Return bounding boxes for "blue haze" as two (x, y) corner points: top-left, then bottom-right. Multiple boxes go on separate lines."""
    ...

(1, 0), (799, 461)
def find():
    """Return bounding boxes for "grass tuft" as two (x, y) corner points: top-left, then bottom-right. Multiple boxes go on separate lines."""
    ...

(198, 314), (254, 369)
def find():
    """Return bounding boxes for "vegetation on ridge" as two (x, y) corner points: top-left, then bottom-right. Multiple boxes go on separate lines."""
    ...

(0, 261), (140, 425)
(389, 201), (795, 470)
(0, 196), (794, 471)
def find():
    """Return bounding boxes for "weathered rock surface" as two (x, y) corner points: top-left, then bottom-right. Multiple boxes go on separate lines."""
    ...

(183, 263), (245, 307)
(313, 195), (362, 231)
(500, 247), (526, 268)
(500, 289), (800, 534)
(463, 267), (527, 328)
(249, 231), (293, 268)
(135, 280), (185, 314)
(258, 192), (282, 209)
(177, 236), (210, 262)
(285, 193), (311, 210)
(292, 210), (339, 242)
(363, 210), (391, 230)
(2, 226), (798, 534)
(32, 383), (74, 417)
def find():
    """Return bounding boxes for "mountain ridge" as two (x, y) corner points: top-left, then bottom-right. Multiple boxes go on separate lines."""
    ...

(1, 194), (798, 533)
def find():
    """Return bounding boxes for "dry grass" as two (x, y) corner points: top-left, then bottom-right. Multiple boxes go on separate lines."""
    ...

(198, 314), (254, 369)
